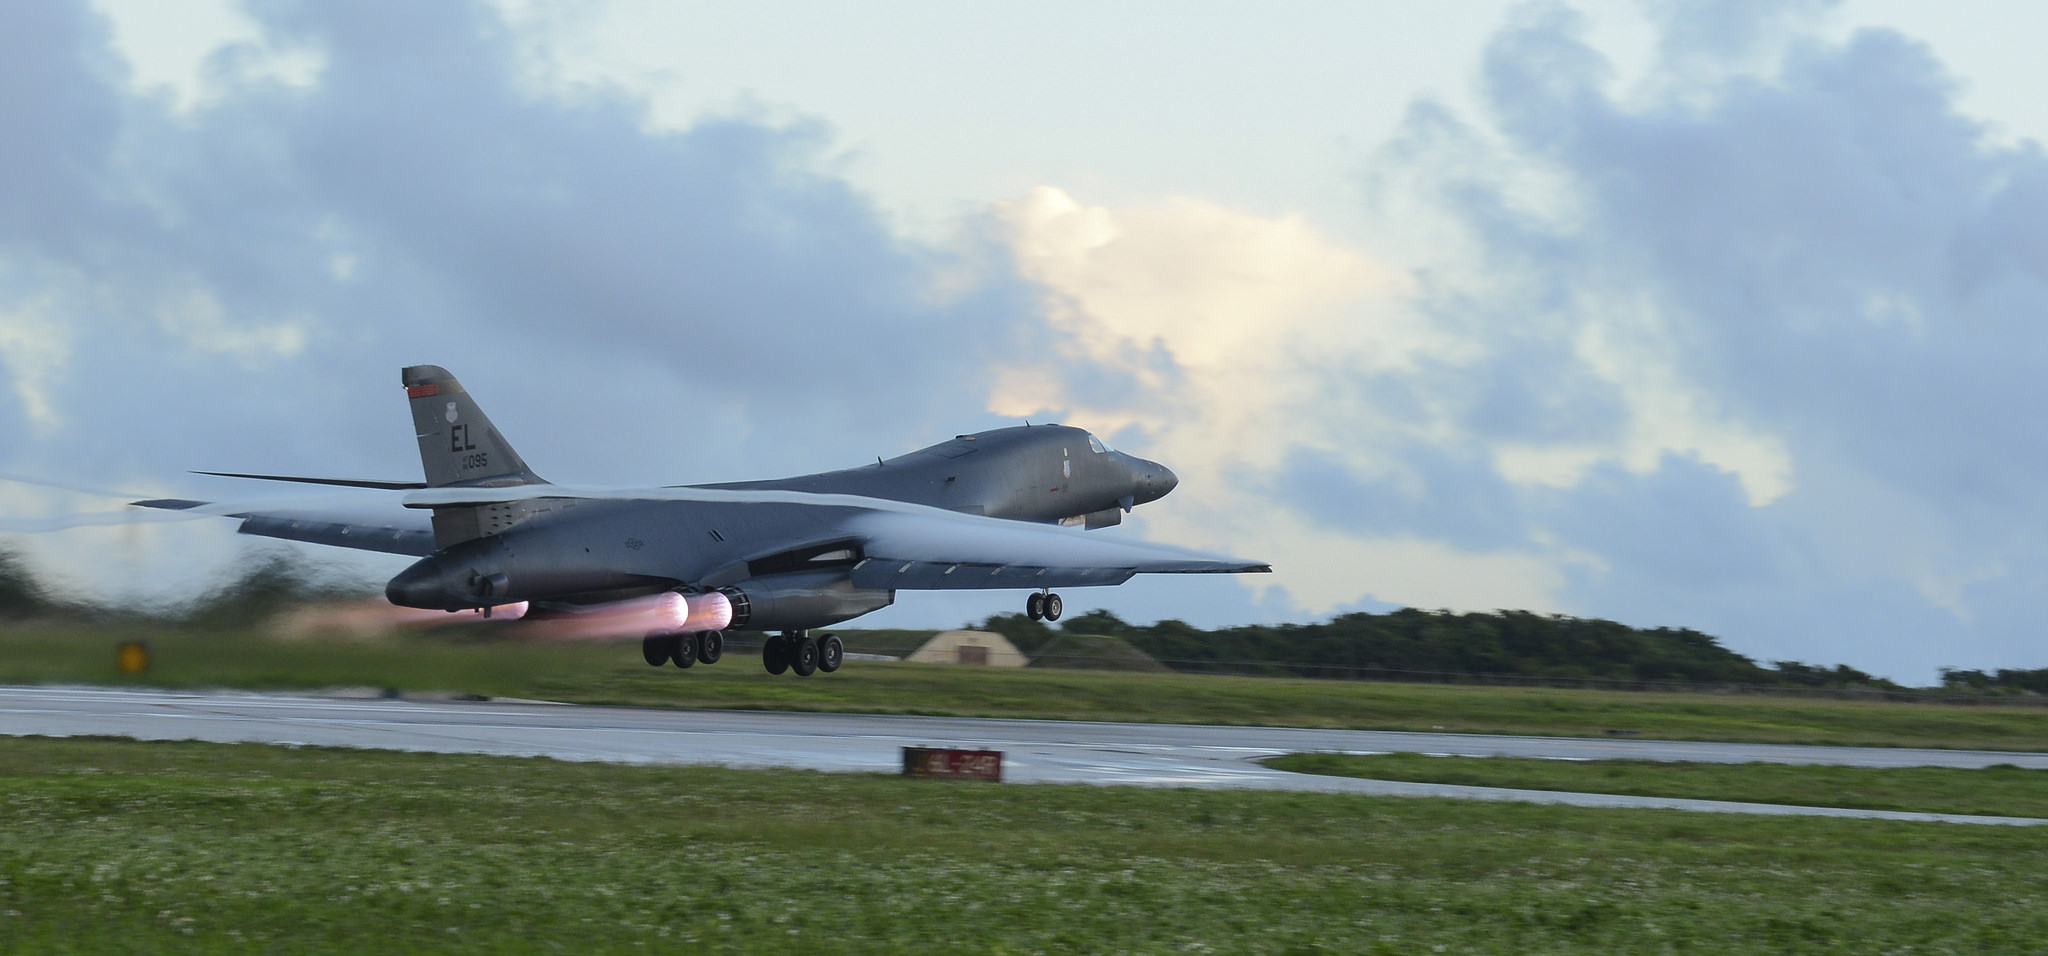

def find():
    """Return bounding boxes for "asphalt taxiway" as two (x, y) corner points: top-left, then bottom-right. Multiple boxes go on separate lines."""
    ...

(4, 684), (2044, 826)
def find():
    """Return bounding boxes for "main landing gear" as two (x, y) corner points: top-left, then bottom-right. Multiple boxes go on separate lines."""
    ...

(1025, 590), (1064, 622)
(642, 629), (844, 677)
(641, 630), (725, 668)
(762, 630), (844, 677)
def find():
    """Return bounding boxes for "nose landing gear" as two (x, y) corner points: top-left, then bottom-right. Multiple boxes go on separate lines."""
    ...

(1025, 590), (1063, 622)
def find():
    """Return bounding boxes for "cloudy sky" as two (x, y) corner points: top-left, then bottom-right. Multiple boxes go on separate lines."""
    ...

(5, 0), (2047, 682)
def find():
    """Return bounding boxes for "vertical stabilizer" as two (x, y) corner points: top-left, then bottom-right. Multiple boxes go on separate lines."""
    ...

(402, 365), (546, 488)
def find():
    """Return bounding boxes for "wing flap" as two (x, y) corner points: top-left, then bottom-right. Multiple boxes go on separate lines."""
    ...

(850, 560), (1137, 590)
(234, 513), (436, 556)
(133, 498), (436, 557)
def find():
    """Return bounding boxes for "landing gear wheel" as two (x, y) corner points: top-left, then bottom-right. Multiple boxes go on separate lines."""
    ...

(818, 633), (844, 673)
(671, 632), (697, 669)
(697, 630), (723, 665)
(791, 636), (820, 677)
(1026, 592), (1044, 621)
(1042, 592), (1063, 622)
(763, 635), (790, 675)
(642, 634), (670, 667)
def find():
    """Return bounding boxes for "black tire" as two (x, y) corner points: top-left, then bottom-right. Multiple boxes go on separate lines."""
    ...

(818, 633), (844, 673)
(641, 634), (670, 667)
(697, 630), (723, 665)
(671, 632), (697, 669)
(763, 635), (790, 675)
(791, 637), (819, 677)
(1043, 593), (1063, 622)
(1026, 592), (1044, 621)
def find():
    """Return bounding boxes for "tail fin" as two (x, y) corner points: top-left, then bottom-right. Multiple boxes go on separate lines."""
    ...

(402, 365), (546, 488)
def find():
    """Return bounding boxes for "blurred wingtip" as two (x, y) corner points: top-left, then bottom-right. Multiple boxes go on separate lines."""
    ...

(130, 498), (209, 511)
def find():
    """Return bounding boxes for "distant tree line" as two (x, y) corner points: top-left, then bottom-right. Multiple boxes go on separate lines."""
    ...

(0, 546), (369, 625)
(1940, 666), (2048, 696)
(0, 547), (56, 619)
(982, 608), (1920, 691)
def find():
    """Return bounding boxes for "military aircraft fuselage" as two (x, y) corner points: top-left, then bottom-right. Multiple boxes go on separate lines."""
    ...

(383, 424), (1181, 629)
(702, 424), (1178, 523)
(140, 364), (1263, 674)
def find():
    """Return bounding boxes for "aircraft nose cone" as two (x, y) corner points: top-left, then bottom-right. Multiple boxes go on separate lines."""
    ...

(1130, 458), (1178, 504)
(386, 558), (453, 610)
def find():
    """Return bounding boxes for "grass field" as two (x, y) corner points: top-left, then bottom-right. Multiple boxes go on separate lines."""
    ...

(3, 736), (2046, 954)
(5, 618), (2048, 751)
(1267, 752), (2048, 818)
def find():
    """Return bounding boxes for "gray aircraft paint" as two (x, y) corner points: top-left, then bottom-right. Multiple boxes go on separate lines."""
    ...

(140, 366), (1267, 633)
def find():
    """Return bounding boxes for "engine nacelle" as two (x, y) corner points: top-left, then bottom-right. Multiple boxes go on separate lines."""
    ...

(718, 570), (894, 631)
(384, 533), (649, 611)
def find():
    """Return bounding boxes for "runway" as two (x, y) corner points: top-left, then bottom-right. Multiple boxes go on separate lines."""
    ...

(4, 684), (2044, 826)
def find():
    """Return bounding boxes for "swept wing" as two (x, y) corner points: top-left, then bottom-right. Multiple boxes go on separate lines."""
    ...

(135, 486), (1265, 586)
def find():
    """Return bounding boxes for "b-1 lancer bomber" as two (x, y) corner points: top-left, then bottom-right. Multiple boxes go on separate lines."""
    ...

(140, 366), (1270, 677)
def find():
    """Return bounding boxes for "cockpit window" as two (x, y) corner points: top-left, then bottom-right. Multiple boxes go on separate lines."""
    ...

(1086, 435), (1109, 454)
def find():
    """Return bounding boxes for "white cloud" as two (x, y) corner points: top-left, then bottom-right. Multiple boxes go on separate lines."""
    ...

(1488, 308), (1794, 506)
(0, 283), (73, 432)
(987, 182), (1796, 615)
(0, 0), (1044, 609)
(990, 185), (1568, 612)
(1358, 0), (2048, 679)
(91, 0), (323, 112)
(153, 285), (310, 363)
(990, 184), (1433, 453)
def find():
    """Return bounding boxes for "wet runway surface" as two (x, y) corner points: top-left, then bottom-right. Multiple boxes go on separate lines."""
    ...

(5, 684), (2044, 826)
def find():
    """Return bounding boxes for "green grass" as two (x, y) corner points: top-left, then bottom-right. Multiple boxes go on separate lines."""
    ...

(825, 628), (938, 659)
(4, 736), (2048, 953)
(1267, 752), (2048, 818)
(5, 618), (2048, 751)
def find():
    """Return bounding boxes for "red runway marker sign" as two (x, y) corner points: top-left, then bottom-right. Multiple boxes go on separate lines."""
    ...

(902, 746), (1002, 782)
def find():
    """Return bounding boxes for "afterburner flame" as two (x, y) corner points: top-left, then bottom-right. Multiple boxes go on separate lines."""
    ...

(683, 590), (733, 632)
(515, 591), (725, 642)
(273, 600), (527, 638)
(485, 601), (530, 621)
